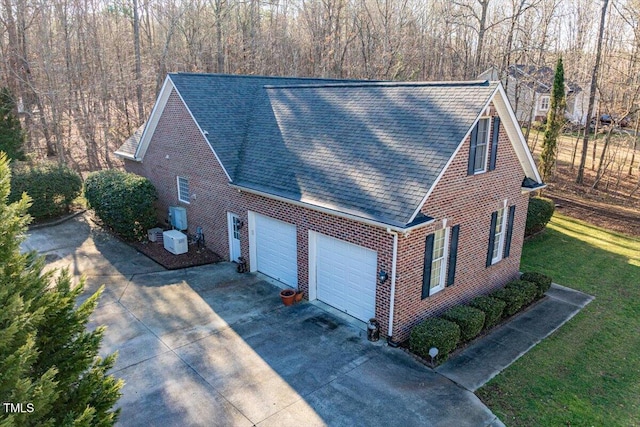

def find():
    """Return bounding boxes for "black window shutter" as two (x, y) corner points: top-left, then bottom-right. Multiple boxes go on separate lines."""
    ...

(486, 211), (498, 267)
(467, 123), (479, 175)
(489, 116), (500, 171)
(446, 225), (460, 287)
(503, 205), (516, 258)
(422, 233), (435, 299)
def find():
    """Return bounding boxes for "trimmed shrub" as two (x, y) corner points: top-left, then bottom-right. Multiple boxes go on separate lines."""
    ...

(525, 196), (555, 236)
(9, 163), (82, 220)
(441, 305), (486, 342)
(409, 318), (460, 364)
(469, 296), (506, 329)
(85, 170), (157, 241)
(506, 280), (538, 306)
(521, 272), (553, 298)
(491, 287), (526, 317)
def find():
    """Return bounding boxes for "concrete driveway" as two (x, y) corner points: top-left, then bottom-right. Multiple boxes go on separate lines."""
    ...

(23, 215), (503, 427)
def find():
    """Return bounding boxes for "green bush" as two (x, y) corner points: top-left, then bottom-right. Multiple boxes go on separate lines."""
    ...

(85, 170), (157, 241)
(491, 287), (526, 317)
(469, 296), (506, 329)
(506, 280), (538, 306)
(441, 305), (486, 342)
(9, 163), (82, 220)
(521, 272), (553, 298)
(526, 196), (555, 236)
(409, 318), (460, 364)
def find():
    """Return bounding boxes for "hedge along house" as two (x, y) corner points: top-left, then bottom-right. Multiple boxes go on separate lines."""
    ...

(116, 73), (544, 343)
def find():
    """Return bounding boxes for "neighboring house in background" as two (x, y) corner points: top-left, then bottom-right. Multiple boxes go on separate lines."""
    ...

(479, 65), (596, 126)
(115, 73), (544, 343)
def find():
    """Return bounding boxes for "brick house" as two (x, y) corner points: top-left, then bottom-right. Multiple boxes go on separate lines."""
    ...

(116, 73), (544, 343)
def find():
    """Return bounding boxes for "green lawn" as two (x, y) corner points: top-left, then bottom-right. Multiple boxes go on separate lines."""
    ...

(476, 214), (640, 426)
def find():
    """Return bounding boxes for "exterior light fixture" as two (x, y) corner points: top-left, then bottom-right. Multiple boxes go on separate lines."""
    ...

(378, 270), (388, 284)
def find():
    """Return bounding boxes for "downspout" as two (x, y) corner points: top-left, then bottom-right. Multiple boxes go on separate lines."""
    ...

(386, 228), (399, 346)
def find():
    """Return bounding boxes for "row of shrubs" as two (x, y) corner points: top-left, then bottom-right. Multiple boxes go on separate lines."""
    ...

(8, 164), (158, 242)
(409, 272), (552, 365)
(9, 163), (83, 220)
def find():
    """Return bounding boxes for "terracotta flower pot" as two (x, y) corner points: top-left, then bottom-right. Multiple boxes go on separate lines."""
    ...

(280, 289), (296, 306)
(294, 291), (304, 303)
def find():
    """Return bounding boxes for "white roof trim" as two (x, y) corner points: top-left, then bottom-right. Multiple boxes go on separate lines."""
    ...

(134, 75), (174, 161)
(408, 82), (542, 223)
(169, 77), (232, 182)
(493, 83), (543, 182)
(114, 150), (137, 160)
(133, 75), (232, 182)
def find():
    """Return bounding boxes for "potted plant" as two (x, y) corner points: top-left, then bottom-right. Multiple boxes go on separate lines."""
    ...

(279, 289), (296, 306)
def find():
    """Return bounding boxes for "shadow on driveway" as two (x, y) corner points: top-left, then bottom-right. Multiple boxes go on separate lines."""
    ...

(26, 216), (502, 427)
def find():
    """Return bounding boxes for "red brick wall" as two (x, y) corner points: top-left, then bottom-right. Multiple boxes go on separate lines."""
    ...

(125, 91), (530, 343)
(390, 109), (529, 341)
(124, 89), (395, 333)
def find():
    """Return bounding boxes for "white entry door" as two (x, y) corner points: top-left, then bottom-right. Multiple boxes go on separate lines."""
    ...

(227, 212), (242, 262)
(253, 213), (298, 288)
(314, 233), (377, 322)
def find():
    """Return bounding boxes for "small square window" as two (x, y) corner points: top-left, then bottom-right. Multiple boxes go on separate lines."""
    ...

(540, 96), (550, 111)
(177, 176), (190, 203)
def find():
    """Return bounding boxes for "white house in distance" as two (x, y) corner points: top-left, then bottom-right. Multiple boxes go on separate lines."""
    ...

(479, 65), (597, 126)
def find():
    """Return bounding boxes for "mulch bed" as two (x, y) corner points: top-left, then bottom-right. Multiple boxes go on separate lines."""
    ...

(130, 240), (223, 270)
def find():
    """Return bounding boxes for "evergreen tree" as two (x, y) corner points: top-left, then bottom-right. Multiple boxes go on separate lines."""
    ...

(0, 89), (25, 162)
(0, 152), (122, 426)
(539, 57), (566, 182)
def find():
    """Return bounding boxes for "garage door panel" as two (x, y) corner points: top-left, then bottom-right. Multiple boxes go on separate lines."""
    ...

(315, 234), (377, 322)
(255, 214), (298, 288)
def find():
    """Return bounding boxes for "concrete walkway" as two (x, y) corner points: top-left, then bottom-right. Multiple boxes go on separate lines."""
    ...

(436, 284), (594, 391)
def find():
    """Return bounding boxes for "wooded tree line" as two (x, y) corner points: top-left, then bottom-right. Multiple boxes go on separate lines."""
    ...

(1, 0), (640, 189)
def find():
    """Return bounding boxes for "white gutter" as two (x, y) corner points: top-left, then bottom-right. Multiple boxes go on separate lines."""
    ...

(386, 228), (399, 342)
(229, 183), (435, 233)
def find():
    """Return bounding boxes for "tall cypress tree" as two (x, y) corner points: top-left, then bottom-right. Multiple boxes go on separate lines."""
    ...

(0, 152), (122, 426)
(0, 88), (25, 161)
(539, 57), (566, 182)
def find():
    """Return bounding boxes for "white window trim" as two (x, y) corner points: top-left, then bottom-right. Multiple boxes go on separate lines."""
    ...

(540, 96), (550, 111)
(491, 207), (508, 264)
(177, 176), (190, 204)
(429, 226), (450, 295)
(473, 117), (491, 174)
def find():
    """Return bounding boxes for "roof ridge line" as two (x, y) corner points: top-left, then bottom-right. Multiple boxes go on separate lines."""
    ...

(263, 80), (493, 89)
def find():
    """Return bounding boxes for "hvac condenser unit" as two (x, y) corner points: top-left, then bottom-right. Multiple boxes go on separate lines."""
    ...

(163, 230), (188, 255)
(168, 206), (188, 231)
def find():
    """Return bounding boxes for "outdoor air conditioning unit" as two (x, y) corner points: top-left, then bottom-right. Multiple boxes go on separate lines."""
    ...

(168, 206), (188, 231)
(163, 230), (188, 255)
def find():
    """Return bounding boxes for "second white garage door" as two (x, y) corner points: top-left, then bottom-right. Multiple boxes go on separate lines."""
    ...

(315, 233), (377, 322)
(254, 213), (298, 288)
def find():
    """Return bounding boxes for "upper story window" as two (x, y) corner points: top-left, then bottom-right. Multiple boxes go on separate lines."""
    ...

(177, 176), (190, 203)
(470, 118), (490, 174)
(540, 96), (550, 111)
(468, 116), (501, 175)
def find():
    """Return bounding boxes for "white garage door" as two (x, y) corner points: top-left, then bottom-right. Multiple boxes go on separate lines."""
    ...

(254, 214), (298, 288)
(315, 234), (377, 322)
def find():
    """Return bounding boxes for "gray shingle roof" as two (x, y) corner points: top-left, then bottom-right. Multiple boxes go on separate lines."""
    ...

(235, 81), (498, 227)
(168, 73), (352, 177)
(121, 73), (501, 228)
(115, 124), (145, 157)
